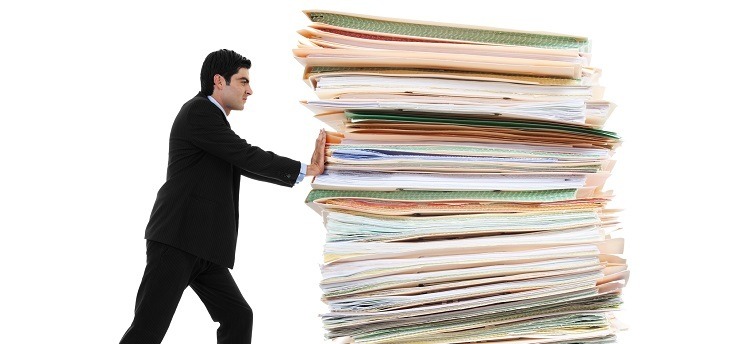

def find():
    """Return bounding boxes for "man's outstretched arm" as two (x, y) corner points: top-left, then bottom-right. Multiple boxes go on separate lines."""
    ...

(241, 130), (326, 186)
(186, 99), (300, 185)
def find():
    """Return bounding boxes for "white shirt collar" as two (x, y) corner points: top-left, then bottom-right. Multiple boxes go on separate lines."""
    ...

(207, 95), (226, 115)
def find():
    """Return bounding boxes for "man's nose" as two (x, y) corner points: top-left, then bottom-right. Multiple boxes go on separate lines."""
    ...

(246, 85), (253, 96)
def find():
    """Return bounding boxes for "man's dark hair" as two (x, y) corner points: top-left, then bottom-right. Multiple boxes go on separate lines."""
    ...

(200, 49), (252, 96)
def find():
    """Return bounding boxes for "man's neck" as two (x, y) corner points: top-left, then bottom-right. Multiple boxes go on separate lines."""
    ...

(207, 95), (229, 116)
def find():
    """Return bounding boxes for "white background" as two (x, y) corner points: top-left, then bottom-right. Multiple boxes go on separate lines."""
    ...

(1, 1), (727, 343)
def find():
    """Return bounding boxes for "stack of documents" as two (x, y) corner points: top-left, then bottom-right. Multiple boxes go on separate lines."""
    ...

(297, 10), (628, 344)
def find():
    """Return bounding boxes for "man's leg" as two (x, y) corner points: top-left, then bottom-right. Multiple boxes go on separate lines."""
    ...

(119, 240), (202, 344)
(190, 263), (253, 344)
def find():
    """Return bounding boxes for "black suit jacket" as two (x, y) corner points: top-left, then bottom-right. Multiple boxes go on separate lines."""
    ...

(144, 92), (301, 268)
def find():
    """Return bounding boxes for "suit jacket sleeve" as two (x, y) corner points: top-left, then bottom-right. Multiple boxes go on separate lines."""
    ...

(186, 99), (300, 187)
(239, 168), (294, 187)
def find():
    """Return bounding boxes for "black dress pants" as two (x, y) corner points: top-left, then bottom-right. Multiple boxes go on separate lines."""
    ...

(120, 240), (253, 344)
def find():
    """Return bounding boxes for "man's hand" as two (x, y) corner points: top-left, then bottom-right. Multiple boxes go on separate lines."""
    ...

(306, 129), (327, 176)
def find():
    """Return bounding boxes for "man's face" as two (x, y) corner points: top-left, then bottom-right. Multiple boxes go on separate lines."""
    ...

(216, 67), (253, 113)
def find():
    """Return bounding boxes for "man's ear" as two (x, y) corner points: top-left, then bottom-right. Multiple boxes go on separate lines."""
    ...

(214, 74), (224, 89)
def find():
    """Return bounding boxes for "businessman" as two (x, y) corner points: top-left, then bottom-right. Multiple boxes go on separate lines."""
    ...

(119, 49), (326, 344)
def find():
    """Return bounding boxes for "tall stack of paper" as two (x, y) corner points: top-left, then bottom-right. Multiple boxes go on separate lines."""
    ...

(296, 10), (628, 344)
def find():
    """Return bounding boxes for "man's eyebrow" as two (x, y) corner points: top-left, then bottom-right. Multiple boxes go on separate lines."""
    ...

(237, 77), (249, 83)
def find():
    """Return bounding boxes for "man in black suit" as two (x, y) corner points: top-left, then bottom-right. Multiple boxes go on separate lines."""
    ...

(119, 49), (326, 344)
